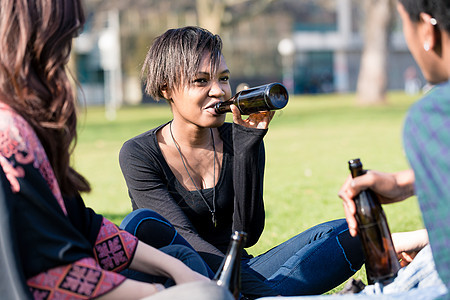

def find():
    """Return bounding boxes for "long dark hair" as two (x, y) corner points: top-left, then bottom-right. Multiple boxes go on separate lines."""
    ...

(0, 0), (90, 196)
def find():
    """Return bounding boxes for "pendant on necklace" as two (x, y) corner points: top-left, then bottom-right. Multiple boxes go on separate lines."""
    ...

(211, 212), (217, 227)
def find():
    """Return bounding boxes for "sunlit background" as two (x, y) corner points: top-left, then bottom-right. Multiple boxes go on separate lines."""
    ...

(73, 2), (425, 285)
(74, 0), (422, 115)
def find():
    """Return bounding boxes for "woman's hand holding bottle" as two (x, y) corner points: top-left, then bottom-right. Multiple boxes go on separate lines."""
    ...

(230, 104), (274, 129)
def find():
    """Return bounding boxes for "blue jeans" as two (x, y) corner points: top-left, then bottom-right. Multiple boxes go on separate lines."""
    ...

(121, 209), (364, 296)
(120, 209), (212, 285)
(242, 219), (364, 296)
(257, 245), (448, 300)
(120, 209), (215, 279)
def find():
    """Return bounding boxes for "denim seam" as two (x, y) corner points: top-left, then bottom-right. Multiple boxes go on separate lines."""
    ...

(267, 234), (328, 291)
(249, 239), (295, 269)
(266, 227), (335, 291)
(263, 227), (356, 290)
(135, 217), (178, 245)
(336, 228), (358, 273)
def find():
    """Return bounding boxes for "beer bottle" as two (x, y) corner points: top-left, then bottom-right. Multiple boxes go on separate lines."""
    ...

(215, 83), (288, 115)
(214, 231), (247, 299)
(348, 158), (400, 284)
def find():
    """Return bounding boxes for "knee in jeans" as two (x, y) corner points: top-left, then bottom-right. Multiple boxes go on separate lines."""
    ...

(121, 209), (177, 248)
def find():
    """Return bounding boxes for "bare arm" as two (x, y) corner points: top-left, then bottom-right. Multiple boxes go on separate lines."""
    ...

(98, 242), (209, 300)
(96, 279), (164, 300)
(338, 169), (415, 237)
(392, 229), (429, 267)
(129, 242), (209, 284)
(392, 229), (429, 253)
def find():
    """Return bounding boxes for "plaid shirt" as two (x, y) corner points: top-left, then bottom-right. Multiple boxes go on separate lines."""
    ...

(403, 80), (450, 298)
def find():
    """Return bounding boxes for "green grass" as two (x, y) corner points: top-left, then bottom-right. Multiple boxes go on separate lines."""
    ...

(75, 91), (424, 291)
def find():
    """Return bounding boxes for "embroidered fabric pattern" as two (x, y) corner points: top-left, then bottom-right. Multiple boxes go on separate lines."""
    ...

(27, 257), (126, 299)
(94, 218), (138, 272)
(0, 103), (67, 215)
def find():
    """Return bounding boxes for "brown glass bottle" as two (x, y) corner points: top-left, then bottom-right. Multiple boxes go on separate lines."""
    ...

(215, 82), (288, 115)
(348, 159), (400, 284)
(214, 231), (247, 299)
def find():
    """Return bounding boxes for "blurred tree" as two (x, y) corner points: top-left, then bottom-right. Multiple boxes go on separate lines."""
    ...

(84, 0), (405, 104)
(196, 0), (279, 34)
(84, 0), (286, 104)
(356, 0), (396, 105)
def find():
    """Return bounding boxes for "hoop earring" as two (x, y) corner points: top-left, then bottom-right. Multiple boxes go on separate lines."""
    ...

(424, 43), (430, 51)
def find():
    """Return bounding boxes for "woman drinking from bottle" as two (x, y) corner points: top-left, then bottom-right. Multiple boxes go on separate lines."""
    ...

(119, 26), (364, 298)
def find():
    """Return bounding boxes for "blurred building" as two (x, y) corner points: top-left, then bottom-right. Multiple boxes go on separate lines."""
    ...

(74, 0), (420, 106)
(286, 0), (421, 94)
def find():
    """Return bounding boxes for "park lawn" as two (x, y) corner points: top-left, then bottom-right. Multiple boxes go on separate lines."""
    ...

(75, 91), (424, 290)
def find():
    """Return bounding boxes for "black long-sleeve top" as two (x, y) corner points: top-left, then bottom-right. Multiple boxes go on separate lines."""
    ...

(119, 122), (277, 297)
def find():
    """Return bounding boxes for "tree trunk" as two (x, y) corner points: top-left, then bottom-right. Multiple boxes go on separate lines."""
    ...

(356, 0), (394, 105)
(196, 0), (226, 34)
(196, 0), (278, 35)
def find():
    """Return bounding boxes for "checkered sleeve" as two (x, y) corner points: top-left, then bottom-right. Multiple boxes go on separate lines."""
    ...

(403, 81), (450, 293)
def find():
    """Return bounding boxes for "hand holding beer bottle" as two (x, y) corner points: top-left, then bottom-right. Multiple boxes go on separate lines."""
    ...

(343, 159), (401, 284)
(217, 83), (288, 130)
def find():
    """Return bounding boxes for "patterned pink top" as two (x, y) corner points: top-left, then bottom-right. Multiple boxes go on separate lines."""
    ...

(0, 102), (138, 299)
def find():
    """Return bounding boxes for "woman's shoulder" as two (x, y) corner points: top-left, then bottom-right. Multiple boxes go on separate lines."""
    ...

(407, 81), (450, 121)
(0, 102), (64, 205)
(122, 122), (167, 149)
(0, 102), (25, 129)
(119, 122), (169, 164)
(0, 102), (39, 153)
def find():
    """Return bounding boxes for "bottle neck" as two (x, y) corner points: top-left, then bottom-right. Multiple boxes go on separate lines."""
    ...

(350, 167), (365, 178)
(214, 98), (235, 114)
(348, 159), (364, 178)
(213, 231), (247, 295)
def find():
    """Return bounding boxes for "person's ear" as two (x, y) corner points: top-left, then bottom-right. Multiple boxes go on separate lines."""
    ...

(419, 12), (441, 55)
(160, 83), (172, 101)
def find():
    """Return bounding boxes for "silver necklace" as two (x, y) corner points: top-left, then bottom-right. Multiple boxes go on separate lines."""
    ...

(169, 121), (217, 227)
